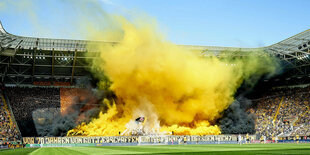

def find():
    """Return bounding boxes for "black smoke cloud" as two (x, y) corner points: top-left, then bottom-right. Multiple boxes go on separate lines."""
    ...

(32, 89), (105, 137)
(218, 96), (256, 134)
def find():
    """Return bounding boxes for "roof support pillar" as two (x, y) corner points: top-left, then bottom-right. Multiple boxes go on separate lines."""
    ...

(32, 48), (36, 82)
(51, 48), (55, 84)
(71, 49), (77, 85)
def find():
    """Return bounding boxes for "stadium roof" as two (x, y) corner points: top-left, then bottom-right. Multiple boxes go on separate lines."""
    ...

(266, 29), (310, 59)
(1, 19), (310, 59)
(0, 20), (262, 54)
(1, 20), (310, 86)
(0, 20), (89, 52)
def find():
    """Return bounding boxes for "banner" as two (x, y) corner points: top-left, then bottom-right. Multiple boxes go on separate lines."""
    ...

(22, 135), (255, 145)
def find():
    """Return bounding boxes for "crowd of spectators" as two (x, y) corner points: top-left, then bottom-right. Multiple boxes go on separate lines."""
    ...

(5, 87), (97, 137)
(0, 92), (21, 145)
(6, 87), (61, 122)
(251, 87), (310, 139)
(2, 85), (310, 141)
(60, 88), (80, 115)
(5, 87), (61, 136)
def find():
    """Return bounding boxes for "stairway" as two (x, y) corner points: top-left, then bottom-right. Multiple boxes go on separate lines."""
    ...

(273, 96), (284, 123)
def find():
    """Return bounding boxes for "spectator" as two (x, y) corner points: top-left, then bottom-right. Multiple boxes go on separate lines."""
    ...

(0, 94), (21, 145)
(251, 87), (310, 139)
(6, 87), (61, 137)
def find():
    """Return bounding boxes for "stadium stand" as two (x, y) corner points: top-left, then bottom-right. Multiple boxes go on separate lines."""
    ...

(0, 92), (21, 146)
(3, 87), (96, 137)
(5, 87), (61, 137)
(1, 84), (309, 142)
(60, 88), (80, 114)
(251, 87), (310, 140)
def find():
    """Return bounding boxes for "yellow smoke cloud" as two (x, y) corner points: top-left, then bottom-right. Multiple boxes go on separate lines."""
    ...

(0, 0), (279, 137)
(0, 2), (4, 10)
(67, 15), (279, 136)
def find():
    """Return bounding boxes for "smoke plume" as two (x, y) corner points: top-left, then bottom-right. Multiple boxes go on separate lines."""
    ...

(1, 0), (280, 136)
(218, 96), (256, 134)
(32, 88), (104, 136)
(67, 11), (279, 136)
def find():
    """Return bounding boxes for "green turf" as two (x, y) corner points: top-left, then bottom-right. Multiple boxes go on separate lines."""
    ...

(0, 148), (39, 155)
(0, 143), (310, 154)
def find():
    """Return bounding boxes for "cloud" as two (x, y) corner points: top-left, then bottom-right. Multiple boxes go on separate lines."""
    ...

(99, 0), (115, 5)
(0, 2), (3, 10)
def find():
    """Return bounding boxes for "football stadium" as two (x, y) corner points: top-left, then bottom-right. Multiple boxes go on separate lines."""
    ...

(1, 0), (310, 154)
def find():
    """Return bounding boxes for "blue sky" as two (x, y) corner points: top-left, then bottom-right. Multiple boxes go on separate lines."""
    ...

(0, 0), (310, 47)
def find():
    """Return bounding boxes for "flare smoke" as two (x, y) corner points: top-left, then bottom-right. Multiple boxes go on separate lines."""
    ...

(67, 14), (279, 136)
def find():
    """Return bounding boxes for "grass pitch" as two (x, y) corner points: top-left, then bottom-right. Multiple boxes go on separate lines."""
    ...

(1, 143), (310, 154)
